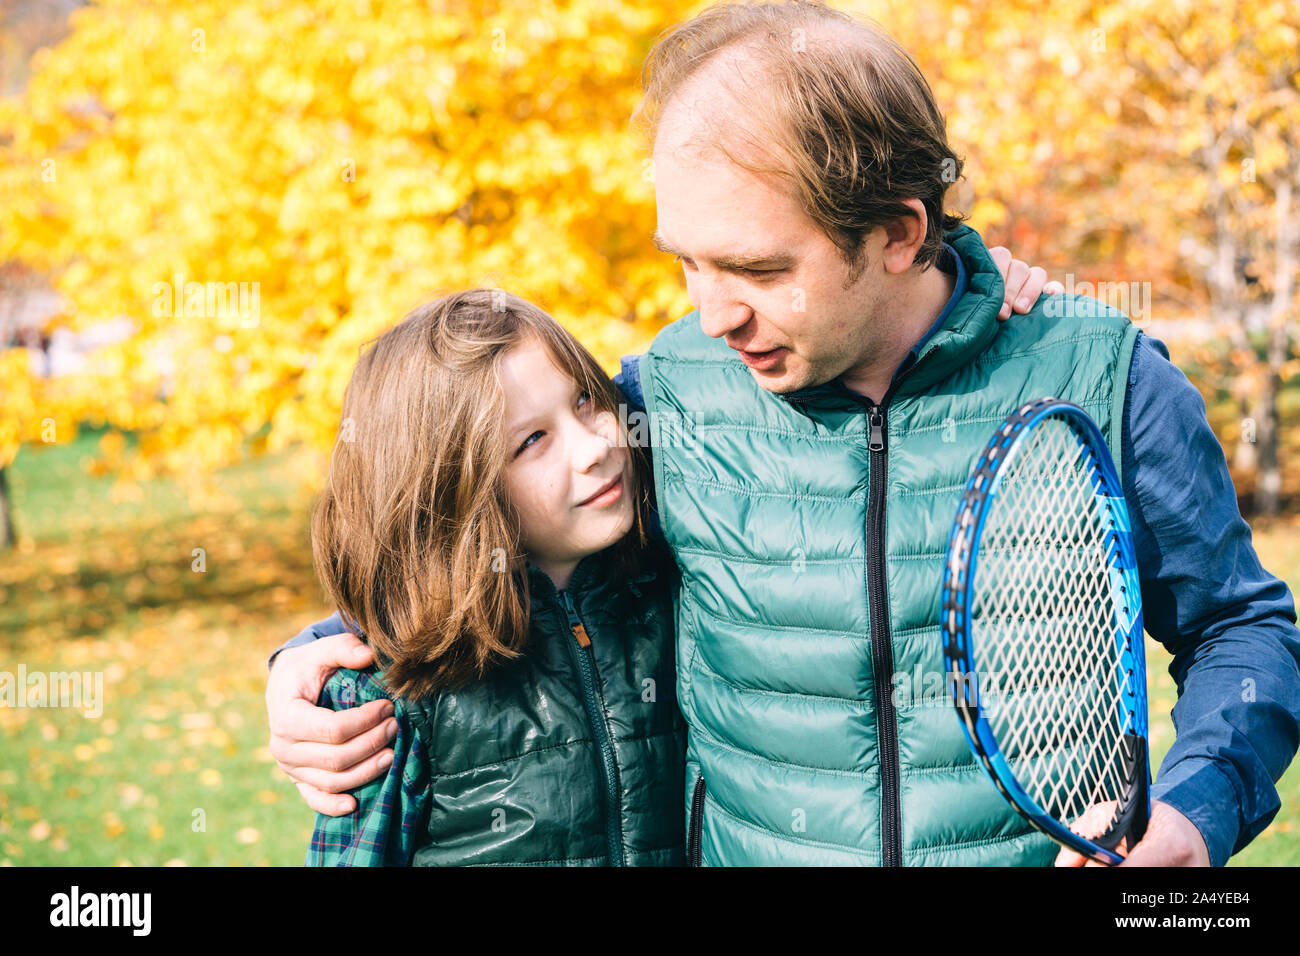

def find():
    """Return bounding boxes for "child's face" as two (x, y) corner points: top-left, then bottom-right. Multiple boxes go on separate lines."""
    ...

(500, 336), (635, 588)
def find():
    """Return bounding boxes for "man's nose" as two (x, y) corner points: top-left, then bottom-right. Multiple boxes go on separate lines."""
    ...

(696, 275), (754, 340)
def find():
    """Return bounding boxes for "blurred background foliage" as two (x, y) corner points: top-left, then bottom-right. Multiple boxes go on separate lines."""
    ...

(0, 0), (1297, 864)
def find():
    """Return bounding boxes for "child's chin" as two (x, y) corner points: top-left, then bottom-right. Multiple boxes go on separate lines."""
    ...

(588, 502), (636, 549)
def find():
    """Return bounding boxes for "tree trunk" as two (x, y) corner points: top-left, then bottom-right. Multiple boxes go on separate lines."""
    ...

(1254, 370), (1281, 517)
(1257, 176), (1297, 517)
(0, 467), (15, 550)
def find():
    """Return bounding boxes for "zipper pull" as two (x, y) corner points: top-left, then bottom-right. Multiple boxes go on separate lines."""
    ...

(868, 405), (886, 452)
(559, 590), (591, 648)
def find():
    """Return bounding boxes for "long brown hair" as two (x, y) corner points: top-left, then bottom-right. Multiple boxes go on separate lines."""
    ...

(632, 1), (965, 278)
(311, 289), (653, 698)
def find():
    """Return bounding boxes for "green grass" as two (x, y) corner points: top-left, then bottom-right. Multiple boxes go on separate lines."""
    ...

(1, 428), (1297, 865)
(1, 429), (331, 866)
(1146, 519), (1300, 865)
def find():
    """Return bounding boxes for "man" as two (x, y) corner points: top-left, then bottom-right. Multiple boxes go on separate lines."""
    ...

(267, 2), (1300, 865)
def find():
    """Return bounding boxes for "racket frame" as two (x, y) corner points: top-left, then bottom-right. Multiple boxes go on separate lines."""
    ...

(940, 397), (1150, 866)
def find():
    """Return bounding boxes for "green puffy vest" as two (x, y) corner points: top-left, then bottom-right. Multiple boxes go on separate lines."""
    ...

(641, 224), (1140, 866)
(395, 543), (687, 866)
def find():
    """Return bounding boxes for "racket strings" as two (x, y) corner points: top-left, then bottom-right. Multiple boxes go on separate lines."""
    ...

(972, 418), (1137, 840)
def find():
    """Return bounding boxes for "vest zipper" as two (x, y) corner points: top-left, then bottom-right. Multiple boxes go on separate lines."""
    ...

(861, 344), (938, 867)
(559, 588), (627, 866)
(788, 371), (918, 864)
(866, 400), (901, 867)
(687, 775), (706, 867)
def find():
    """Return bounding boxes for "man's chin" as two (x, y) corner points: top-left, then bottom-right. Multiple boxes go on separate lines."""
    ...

(743, 362), (814, 395)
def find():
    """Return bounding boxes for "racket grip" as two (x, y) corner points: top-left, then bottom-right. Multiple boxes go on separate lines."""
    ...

(1120, 732), (1150, 850)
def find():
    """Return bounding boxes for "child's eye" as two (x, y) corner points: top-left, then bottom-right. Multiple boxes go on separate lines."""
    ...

(515, 430), (544, 457)
(577, 390), (592, 409)
(673, 255), (696, 271)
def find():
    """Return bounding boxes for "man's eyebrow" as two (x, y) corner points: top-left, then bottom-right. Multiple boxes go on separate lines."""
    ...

(651, 231), (684, 256)
(652, 231), (794, 270)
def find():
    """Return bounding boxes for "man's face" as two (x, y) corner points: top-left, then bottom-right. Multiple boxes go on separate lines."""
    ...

(652, 110), (888, 395)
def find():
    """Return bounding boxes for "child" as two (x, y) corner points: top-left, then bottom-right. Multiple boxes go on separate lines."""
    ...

(304, 289), (685, 866)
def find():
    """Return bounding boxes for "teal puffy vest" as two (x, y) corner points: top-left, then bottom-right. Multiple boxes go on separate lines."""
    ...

(642, 224), (1140, 866)
(378, 543), (686, 865)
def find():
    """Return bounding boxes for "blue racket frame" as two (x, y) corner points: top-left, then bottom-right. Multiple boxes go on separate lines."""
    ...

(940, 397), (1149, 866)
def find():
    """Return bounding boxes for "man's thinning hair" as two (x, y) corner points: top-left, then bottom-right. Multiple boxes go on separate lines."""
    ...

(633, 1), (966, 278)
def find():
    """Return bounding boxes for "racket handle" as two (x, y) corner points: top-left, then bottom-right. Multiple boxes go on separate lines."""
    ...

(1117, 732), (1150, 852)
(1128, 734), (1151, 847)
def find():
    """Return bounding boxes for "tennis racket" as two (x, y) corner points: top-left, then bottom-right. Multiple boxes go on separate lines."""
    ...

(940, 397), (1149, 866)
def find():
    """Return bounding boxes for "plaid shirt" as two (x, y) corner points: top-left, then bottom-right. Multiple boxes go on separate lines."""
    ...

(305, 667), (429, 866)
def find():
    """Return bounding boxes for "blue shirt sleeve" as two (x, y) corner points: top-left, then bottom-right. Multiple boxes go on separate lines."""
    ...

(1123, 332), (1300, 865)
(266, 611), (350, 670)
(614, 352), (647, 415)
(613, 351), (668, 545)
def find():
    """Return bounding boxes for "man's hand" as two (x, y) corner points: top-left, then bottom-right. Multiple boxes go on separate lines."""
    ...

(989, 246), (1065, 321)
(1054, 800), (1212, 867)
(266, 633), (397, 816)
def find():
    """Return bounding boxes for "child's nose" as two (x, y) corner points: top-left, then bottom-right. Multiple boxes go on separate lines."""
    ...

(573, 415), (616, 471)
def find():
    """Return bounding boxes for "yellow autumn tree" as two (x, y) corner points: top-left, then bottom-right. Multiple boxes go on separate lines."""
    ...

(0, 0), (694, 499)
(1090, 0), (1300, 515)
(5, 0), (1293, 520)
(882, 0), (1299, 512)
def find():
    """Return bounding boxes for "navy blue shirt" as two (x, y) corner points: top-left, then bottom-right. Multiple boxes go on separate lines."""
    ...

(610, 257), (1300, 867)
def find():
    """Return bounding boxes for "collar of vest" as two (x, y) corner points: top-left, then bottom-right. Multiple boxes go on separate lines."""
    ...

(525, 538), (663, 609)
(779, 223), (1004, 410)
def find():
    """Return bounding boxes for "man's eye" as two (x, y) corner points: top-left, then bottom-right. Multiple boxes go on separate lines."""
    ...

(674, 255), (696, 270)
(742, 268), (783, 280)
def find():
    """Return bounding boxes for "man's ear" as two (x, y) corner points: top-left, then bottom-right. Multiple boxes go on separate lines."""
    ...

(880, 198), (928, 275)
